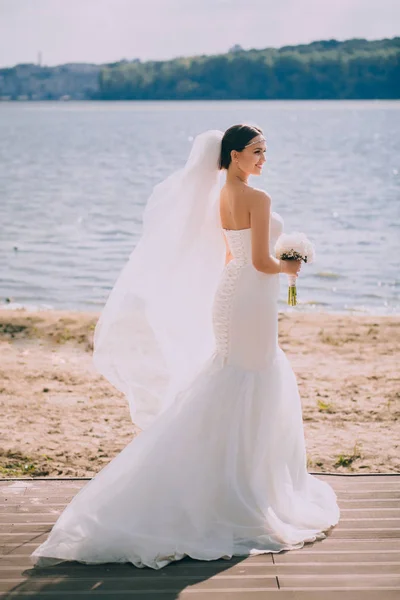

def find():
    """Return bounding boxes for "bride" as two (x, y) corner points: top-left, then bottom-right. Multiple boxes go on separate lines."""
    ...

(31, 124), (340, 570)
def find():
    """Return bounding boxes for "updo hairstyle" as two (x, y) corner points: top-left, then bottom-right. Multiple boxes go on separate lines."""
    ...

(219, 124), (263, 170)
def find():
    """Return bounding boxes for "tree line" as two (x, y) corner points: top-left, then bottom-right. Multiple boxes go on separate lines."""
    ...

(1, 38), (399, 101)
(97, 38), (399, 100)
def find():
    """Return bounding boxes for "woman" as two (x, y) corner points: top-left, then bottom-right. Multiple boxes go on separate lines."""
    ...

(31, 125), (340, 570)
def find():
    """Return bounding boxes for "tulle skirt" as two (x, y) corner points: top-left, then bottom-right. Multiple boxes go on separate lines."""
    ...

(31, 344), (340, 570)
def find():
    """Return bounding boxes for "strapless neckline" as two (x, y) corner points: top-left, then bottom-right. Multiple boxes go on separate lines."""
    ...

(223, 228), (251, 232)
(222, 211), (281, 232)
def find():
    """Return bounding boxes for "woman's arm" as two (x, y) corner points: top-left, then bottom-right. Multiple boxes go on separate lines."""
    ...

(249, 190), (301, 276)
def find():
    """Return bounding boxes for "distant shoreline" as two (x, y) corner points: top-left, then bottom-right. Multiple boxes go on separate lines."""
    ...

(2, 98), (400, 103)
(1, 37), (398, 102)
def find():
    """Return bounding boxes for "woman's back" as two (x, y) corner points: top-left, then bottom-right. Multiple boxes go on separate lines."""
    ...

(219, 182), (252, 231)
(212, 211), (283, 370)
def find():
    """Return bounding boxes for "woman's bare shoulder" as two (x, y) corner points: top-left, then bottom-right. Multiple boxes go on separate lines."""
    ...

(243, 186), (271, 207)
(220, 184), (271, 228)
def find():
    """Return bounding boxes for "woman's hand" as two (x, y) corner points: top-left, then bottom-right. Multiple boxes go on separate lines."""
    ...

(281, 259), (302, 276)
(225, 250), (234, 265)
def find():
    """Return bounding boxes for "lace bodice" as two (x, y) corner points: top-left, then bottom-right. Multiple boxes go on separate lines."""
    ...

(223, 211), (284, 265)
(213, 211), (284, 362)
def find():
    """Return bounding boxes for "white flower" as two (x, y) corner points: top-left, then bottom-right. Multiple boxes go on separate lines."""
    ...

(275, 232), (316, 264)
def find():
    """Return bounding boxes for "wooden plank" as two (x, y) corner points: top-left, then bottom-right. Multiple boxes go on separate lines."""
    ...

(0, 562), (273, 576)
(0, 563), (274, 578)
(336, 519), (400, 528)
(15, 492), (400, 505)
(15, 490), (399, 502)
(273, 551), (400, 563)
(3, 514), (400, 527)
(20, 486), (84, 497)
(0, 524), (52, 534)
(5, 497), (399, 508)
(0, 514), (61, 524)
(0, 506), (64, 514)
(5, 517), (388, 528)
(0, 533), (48, 544)
(2, 500), (399, 514)
(1, 589), (400, 599)
(7, 543), (258, 557)
(0, 487), (27, 497)
(5, 523), (397, 537)
(5, 481), (397, 496)
(5, 477), (399, 491)
(0, 482), (29, 488)
(0, 576), (396, 594)
(1, 592), (400, 600)
(2, 538), (400, 555)
(278, 574), (400, 589)
(24, 494), (400, 503)
(331, 486), (400, 493)
(326, 528), (400, 539)
(0, 556), (263, 571)
(286, 593), (400, 599)
(2, 474), (397, 485)
(0, 575), (279, 593)
(9, 479), (398, 490)
(340, 509), (400, 517)
(339, 499), (400, 507)
(2, 546), (400, 560)
(2, 508), (399, 523)
(6, 523), (398, 537)
(273, 563), (400, 575)
(319, 481), (400, 489)
(316, 475), (400, 483)
(336, 492), (400, 499)
(11, 477), (400, 497)
(1, 560), (399, 577)
(13, 511), (400, 526)
(303, 538), (400, 550)
(0, 498), (68, 505)
(2, 536), (399, 552)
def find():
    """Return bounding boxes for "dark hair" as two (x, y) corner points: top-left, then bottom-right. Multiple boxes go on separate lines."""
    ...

(219, 124), (263, 170)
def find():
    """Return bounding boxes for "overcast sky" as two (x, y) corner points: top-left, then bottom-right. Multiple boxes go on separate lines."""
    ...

(0, 0), (399, 68)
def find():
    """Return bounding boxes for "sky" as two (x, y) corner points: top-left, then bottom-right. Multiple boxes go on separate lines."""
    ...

(0, 0), (399, 68)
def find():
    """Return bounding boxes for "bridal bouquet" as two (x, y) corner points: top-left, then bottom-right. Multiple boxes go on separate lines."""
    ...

(275, 232), (316, 306)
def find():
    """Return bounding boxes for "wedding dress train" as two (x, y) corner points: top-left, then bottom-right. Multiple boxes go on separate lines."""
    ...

(31, 210), (340, 569)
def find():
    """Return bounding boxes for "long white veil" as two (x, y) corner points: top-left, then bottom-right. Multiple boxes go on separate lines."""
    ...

(93, 130), (226, 429)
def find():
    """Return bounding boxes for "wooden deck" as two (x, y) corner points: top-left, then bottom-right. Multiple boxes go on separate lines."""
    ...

(0, 474), (399, 599)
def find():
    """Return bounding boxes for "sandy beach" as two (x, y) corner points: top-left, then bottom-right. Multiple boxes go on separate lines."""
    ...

(0, 308), (399, 478)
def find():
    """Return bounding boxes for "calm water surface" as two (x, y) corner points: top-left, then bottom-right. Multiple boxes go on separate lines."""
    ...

(0, 100), (399, 314)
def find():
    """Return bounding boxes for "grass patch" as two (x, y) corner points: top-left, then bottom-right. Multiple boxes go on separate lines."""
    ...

(0, 313), (96, 348)
(317, 399), (335, 413)
(0, 322), (28, 337)
(334, 442), (362, 469)
(0, 449), (50, 477)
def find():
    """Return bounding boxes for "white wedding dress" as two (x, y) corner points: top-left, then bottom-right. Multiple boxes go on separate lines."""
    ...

(31, 210), (340, 570)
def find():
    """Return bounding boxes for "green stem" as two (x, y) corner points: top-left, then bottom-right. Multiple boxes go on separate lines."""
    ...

(288, 285), (297, 306)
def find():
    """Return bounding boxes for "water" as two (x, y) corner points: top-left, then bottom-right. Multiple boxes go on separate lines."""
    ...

(1, 100), (399, 314)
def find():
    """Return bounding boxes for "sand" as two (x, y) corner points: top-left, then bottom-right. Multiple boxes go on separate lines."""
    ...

(0, 309), (399, 478)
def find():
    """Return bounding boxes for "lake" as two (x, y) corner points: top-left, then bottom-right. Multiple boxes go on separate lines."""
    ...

(0, 100), (399, 314)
